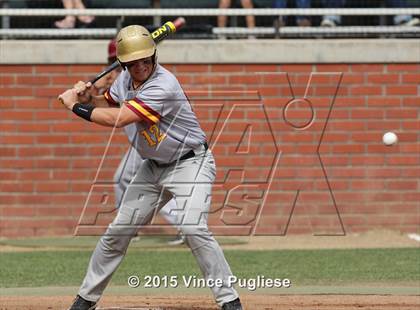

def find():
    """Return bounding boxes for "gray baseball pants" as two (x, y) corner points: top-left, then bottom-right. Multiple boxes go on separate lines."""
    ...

(78, 146), (239, 306)
(114, 146), (179, 226)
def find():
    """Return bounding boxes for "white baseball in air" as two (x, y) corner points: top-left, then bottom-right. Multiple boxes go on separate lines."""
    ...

(382, 132), (398, 146)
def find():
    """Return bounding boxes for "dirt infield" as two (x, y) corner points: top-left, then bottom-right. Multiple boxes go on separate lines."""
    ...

(1, 294), (420, 310)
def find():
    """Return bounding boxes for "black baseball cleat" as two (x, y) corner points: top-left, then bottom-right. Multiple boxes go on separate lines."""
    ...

(222, 298), (243, 310)
(68, 295), (97, 310)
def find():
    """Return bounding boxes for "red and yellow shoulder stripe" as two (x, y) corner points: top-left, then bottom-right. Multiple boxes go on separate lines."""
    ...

(126, 98), (161, 124)
(104, 89), (119, 107)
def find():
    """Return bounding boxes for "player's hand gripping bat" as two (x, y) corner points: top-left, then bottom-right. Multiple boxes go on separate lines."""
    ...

(89, 17), (185, 84)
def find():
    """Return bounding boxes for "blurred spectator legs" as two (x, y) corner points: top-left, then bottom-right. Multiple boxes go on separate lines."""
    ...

(274, 0), (311, 27)
(54, 0), (76, 28)
(218, 0), (256, 38)
(241, 0), (256, 29)
(218, 0), (256, 28)
(320, 0), (345, 27)
(387, 0), (420, 26)
(54, 0), (95, 29)
(274, 0), (345, 27)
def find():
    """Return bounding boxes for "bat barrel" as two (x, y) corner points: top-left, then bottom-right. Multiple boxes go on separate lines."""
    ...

(151, 17), (186, 43)
(151, 22), (175, 43)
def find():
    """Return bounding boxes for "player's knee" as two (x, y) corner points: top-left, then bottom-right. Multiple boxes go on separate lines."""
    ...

(101, 226), (136, 253)
(180, 225), (211, 249)
(180, 225), (206, 235)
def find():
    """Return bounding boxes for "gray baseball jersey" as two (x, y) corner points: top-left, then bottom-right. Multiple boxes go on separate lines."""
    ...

(104, 64), (206, 164)
(80, 63), (239, 308)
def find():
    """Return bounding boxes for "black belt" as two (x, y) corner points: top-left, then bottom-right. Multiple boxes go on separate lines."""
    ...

(152, 142), (208, 168)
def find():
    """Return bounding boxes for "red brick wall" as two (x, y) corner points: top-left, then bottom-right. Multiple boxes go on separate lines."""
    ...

(0, 64), (419, 237)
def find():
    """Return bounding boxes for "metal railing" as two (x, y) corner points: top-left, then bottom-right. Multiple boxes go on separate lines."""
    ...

(1, 8), (419, 39)
(1, 8), (420, 16)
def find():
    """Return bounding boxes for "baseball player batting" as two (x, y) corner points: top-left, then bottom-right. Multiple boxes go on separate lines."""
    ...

(95, 39), (185, 245)
(58, 25), (243, 310)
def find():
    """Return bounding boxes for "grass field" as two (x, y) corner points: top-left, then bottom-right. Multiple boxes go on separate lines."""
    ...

(1, 240), (419, 289)
(1, 236), (419, 309)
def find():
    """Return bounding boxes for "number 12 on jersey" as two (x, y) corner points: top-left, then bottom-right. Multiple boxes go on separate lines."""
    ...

(141, 124), (166, 147)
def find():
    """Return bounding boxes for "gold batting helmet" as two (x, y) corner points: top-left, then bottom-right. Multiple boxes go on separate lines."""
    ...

(116, 25), (156, 63)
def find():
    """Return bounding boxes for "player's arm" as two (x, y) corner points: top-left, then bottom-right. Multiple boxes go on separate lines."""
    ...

(58, 87), (149, 128)
(90, 94), (113, 108)
(90, 104), (145, 127)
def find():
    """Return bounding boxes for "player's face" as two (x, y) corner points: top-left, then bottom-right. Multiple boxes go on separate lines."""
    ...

(125, 57), (154, 84)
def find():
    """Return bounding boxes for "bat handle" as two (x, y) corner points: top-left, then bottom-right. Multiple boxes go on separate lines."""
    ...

(89, 61), (120, 85)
